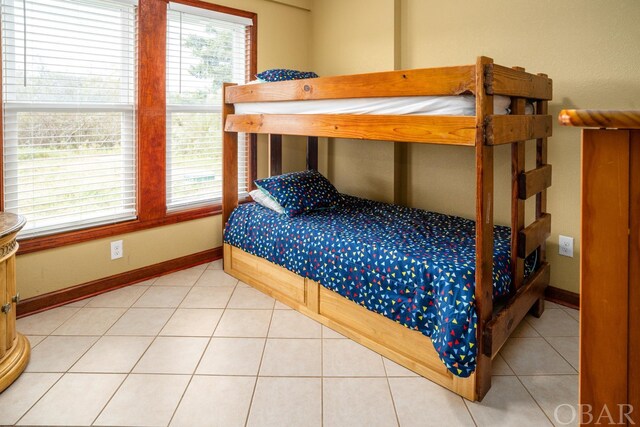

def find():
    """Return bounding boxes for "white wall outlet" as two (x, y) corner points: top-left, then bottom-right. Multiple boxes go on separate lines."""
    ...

(110, 240), (123, 260)
(559, 235), (574, 257)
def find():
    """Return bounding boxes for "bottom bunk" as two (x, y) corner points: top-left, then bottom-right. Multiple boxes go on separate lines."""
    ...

(223, 194), (546, 401)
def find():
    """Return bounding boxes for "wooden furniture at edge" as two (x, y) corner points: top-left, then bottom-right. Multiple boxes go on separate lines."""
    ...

(559, 109), (640, 426)
(0, 213), (29, 393)
(222, 57), (553, 401)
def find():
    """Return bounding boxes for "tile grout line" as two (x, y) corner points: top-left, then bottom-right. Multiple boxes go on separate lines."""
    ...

(381, 358), (401, 427)
(12, 265), (211, 426)
(166, 274), (240, 427)
(13, 372), (66, 426)
(514, 374), (557, 426)
(17, 309), (129, 425)
(461, 397), (480, 427)
(90, 267), (208, 426)
(243, 299), (276, 427)
(523, 312), (579, 374)
(501, 315), (578, 426)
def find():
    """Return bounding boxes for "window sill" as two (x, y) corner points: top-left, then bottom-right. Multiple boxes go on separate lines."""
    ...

(17, 196), (253, 255)
(17, 204), (222, 255)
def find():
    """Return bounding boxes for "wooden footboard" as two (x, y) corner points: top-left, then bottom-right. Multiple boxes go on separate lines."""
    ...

(224, 243), (477, 401)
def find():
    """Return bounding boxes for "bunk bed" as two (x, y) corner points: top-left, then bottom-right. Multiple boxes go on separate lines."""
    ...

(221, 57), (553, 401)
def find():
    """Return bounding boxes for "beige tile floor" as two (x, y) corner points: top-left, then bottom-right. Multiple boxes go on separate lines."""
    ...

(1, 260), (580, 426)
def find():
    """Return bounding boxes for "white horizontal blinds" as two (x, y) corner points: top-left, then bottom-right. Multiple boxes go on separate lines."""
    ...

(166, 2), (249, 210)
(1, 0), (137, 238)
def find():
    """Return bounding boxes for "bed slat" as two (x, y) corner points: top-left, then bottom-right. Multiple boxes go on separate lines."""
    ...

(517, 213), (552, 258)
(226, 114), (477, 145)
(486, 115), (552, 145)
(483, 262), (550, 358)
(518, 164), (552, 200)
(488, 64), (553, 100)
(225, 66), (476, 103)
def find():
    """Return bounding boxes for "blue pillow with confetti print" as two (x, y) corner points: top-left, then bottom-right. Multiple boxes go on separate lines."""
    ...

(256, 69), (318, 82)
(255, 170), (340, 217)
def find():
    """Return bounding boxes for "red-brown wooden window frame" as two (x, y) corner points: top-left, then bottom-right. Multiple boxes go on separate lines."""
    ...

(0, 0), (257, 255)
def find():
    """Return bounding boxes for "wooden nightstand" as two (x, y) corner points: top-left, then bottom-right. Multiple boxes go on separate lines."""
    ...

(0, 212), (28, 392)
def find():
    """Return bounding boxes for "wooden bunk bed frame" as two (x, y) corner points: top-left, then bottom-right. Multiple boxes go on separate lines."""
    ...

(221, 57), (552, 401)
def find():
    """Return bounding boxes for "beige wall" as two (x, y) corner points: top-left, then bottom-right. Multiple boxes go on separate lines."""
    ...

(17, 0), (312, 300)
(311, 0), (640, 294)
(311, 0), (400, 202)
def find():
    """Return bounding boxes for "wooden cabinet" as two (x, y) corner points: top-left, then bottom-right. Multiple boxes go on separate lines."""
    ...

(560, 110), (639, 426)
(0, 213), (28, 392)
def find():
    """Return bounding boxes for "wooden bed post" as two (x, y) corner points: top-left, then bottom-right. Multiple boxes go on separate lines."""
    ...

(268, 134), (282, 176)
(474, 56), (494, 400)
(222, 83), (239, 242)
(307, 136), (318, 170)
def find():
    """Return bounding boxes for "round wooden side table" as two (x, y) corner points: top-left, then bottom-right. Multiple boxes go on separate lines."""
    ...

(0, 213), (28, 392)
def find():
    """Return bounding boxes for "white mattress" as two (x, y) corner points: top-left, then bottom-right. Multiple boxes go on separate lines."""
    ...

(234, 95), (532, 116)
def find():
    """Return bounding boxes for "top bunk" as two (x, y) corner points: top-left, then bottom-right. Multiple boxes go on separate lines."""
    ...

(223, 57), (553, 146)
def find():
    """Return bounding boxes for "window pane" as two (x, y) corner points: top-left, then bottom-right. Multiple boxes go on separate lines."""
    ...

(166, 4), (250, 210)
(1, 0), (137, 237)
(4, 111), (135, 233)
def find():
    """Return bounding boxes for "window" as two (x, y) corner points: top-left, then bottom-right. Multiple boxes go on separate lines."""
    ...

(0, 0), (256, 252)
(166, 2), (251, 210)
(1, 0), (136, 238)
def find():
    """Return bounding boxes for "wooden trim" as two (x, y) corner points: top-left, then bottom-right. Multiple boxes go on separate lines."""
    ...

(225, 114), (477, 145)
(171, 0), (257, 19)
(306, 136), (318, 170)
(486, 115), (552, 145)
(518, 164), (552, 200)
(17, 247), (222, 318)
(17, 204), (222, 255)
(474, 56), (494, 401)
(224, 243), (477, 400)
(226, 65), (476, 103)
(137, 0), (167, 221)
(488, 64), (553, 100)
(517, 213), (551, 258)
(559, 109), (640, 129)
(544, 285), (579, 310)
(484, 263), (550, 357)
(268, 134), (282, 176)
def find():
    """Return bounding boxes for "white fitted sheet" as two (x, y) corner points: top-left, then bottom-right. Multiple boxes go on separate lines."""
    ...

(234, 95), (532, 116)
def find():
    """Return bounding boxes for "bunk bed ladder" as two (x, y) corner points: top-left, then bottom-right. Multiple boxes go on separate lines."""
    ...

(480, 70), (553, 372)
(477, 63), (553, 400)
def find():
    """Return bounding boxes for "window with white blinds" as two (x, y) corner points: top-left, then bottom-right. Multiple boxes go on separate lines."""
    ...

(166, 2), (250, 210)
(1, 0), (136, 238)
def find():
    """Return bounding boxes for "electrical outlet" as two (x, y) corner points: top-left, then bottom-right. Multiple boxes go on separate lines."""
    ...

(559, 235), (574, 257)
(111, 240), (123, 260)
